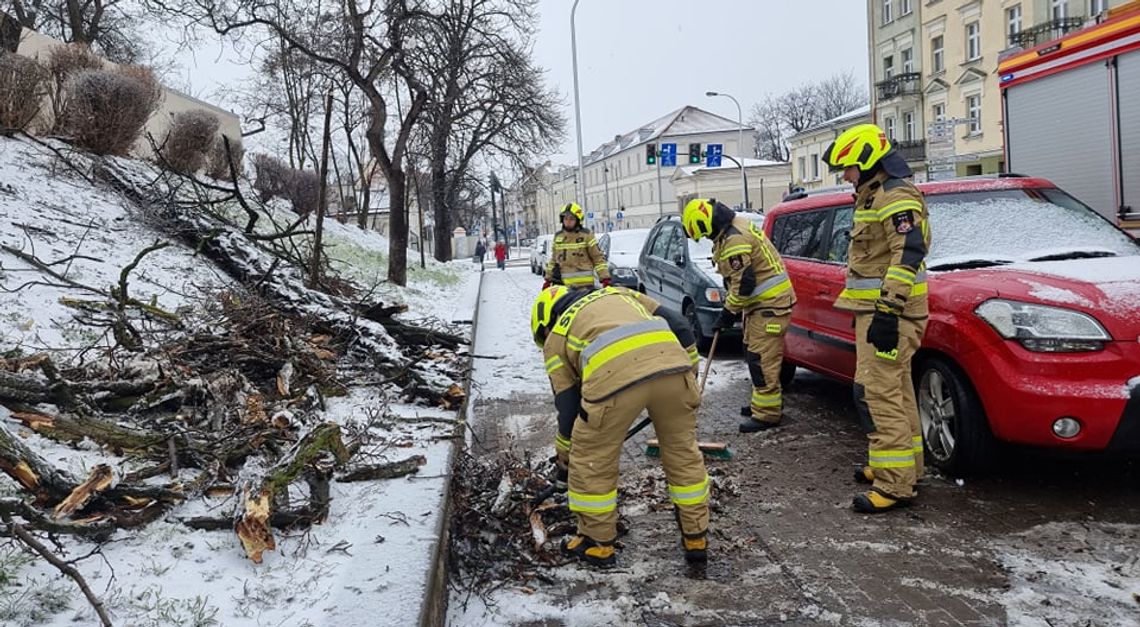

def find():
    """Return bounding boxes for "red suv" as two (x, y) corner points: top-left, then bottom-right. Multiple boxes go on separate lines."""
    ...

(766, 177), (1140, 474)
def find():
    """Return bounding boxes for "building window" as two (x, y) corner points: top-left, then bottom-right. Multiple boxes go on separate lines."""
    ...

(797, 156), (806, 180)
(883, 0), (893, 24)
(1007, 5), (1022, 46)
(883, 55), (894, 79)
(1052, 0), (1068, 20)
(904, 111), (915, 141)
(932, 103), (945, 122)
(902, 48), (914, 73)
(900, 0), (912, 16)
(810, 153), (819, 180)
(967, 95), (982, 133)
(1090, 0), (1106, 15)
(966, 22), (981, 61)
(932, 35), (944, 72)
(885, 116), (896, 140)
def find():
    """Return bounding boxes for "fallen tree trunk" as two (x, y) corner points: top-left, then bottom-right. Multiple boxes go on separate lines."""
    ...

(234, 422), (349, 563)
(0, 423), (79, 503)
(337, 455), (426, 483)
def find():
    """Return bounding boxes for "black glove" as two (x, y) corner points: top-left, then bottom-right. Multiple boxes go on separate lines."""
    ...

(551, 263), (563, 285)
(867, 308), (899, 355)
(715, 308), (739, 331)
(550, 463), (568, 493)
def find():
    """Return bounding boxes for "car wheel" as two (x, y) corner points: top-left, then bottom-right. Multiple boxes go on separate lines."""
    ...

(915, 356), (996, 476)
(779, 361), (796, 388)
(683, 302), (711, 352)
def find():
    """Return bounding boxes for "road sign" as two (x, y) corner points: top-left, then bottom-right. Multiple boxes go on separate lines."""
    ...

(615, 211), (623, 221)
(706, 144), (723, 168)
(660, 143), (677, 167)
(587, 212), (594, 219)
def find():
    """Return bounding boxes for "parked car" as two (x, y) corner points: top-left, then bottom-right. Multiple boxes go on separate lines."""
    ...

(530, 235), (554, 275)
(766, 176), (1140, 474)
(636, 213), (766, 348)
(597, 228), (651, 289)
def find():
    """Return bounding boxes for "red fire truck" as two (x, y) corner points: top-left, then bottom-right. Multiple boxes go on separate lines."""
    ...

(999, 7), (1140, 236)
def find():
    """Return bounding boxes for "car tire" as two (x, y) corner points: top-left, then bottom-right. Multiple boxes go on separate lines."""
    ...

(683, 302), (712, 352)
(914, 356), (996, 476)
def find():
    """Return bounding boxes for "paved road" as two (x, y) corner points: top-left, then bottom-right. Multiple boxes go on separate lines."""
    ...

(454, 269), (1140, 626)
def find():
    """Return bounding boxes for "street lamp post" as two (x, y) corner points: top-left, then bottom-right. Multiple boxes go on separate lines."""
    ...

(571, 0), (587, 210)
(602, 164), (610, 232)
(706, 91), (750, 210)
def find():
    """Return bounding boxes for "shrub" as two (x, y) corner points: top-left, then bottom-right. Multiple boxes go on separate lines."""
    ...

(46, 43), (104, 131)
(161, 110), (220, 174)
(252, 153), (319, 215)
(205, 134), (245, 181)
(0, 53), (48, 131)
(60, 65), (161, 155)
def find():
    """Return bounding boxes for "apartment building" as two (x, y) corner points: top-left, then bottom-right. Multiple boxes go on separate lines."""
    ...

(869, 0), (1130, 178)
(868, 0), (929, 178)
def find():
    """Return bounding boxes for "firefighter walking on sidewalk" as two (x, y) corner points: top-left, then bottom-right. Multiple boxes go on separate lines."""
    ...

(532, 285), (708, 567)
(823, 124), (931, 514)
(681, 198), (796, 433)
(543, 203), (611, 289)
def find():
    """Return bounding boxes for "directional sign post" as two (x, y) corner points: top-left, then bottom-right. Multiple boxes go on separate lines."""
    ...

(660, 143), (677, 167)
(706, 144), (723, 168)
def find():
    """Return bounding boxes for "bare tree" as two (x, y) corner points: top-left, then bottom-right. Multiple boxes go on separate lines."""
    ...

(149, 0), (432, 286)
(8, 0), (150, 63)
(410, 0), (564, 262)
(747, 71), (869, 164)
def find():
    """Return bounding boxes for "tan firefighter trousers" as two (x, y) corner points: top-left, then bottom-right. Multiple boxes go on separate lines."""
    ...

(567, 372), (709, 543)
(743, 311), (791, 424)
(854, 313), (928, 499)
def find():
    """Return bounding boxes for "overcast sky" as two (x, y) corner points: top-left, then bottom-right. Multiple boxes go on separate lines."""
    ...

(175, 1), (869, 165)
(530, 0), (869, 164)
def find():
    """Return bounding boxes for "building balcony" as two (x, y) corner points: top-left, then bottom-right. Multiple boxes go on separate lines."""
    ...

(875, 72), (922, 102)
(1009, 17), (1086, 48)
(893, 139), (925, 163)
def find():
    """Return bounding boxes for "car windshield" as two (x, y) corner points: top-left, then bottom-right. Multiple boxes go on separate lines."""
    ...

(925, 189), (1140, 270)
(606, 229), (651, 255)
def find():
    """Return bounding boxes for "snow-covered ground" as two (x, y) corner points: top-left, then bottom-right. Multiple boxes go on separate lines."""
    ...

(469, 268), (547, 403)
(0, 134), (479, 626)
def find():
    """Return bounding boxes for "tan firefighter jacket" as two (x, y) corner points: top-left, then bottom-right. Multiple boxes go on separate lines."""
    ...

(545, 228), (610, 287)
(543, 287), (696, 403)
(713, 215), (796, 315)
(834, 171), (930, 319)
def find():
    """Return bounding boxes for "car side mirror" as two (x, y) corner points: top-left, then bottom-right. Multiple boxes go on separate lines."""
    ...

(673, 254), (686, 267)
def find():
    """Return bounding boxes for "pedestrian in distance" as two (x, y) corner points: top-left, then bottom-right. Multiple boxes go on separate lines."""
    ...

(494, 240), (506, 270)
(543, 202), (611, 290)
(474, 239), (487, 272)
(531, 285), (707, 568)
(681, 198), (796, 433)
(822, 123), (931, 514)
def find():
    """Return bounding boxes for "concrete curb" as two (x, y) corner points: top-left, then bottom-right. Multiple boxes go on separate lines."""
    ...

(418, 269), (484, 627)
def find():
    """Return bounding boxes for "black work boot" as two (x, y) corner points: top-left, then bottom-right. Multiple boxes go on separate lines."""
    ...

(852, 489), (911, 514)
(739, 417), (780, 433)
(682, 534), (708, 564)
(853, 465), (874, 484)
(740, 406), (751, 417)
(561, 535), (616, 567)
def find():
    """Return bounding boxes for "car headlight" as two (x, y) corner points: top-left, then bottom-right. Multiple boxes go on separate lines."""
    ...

(611, 267), (635, 279)
(975, 299), (1110, 352)
(704, 288), (724, 303)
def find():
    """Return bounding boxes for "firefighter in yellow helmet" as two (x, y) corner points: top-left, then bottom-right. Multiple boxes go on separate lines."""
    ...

(531, 285), (708, 567)
(681, 198), (796, 433)
(822, 123), (930, 514)
(543, 203), (611, 290)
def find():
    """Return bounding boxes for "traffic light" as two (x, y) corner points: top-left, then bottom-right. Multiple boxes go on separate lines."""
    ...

(688, 143), (701, 164)
(646, 143), (657, 166)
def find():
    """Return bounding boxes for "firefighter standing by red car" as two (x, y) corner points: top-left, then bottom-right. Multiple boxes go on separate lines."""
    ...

(681, 198), (796, 433)
(544, 202), (611, 289)
(823, 123), (931, 514)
